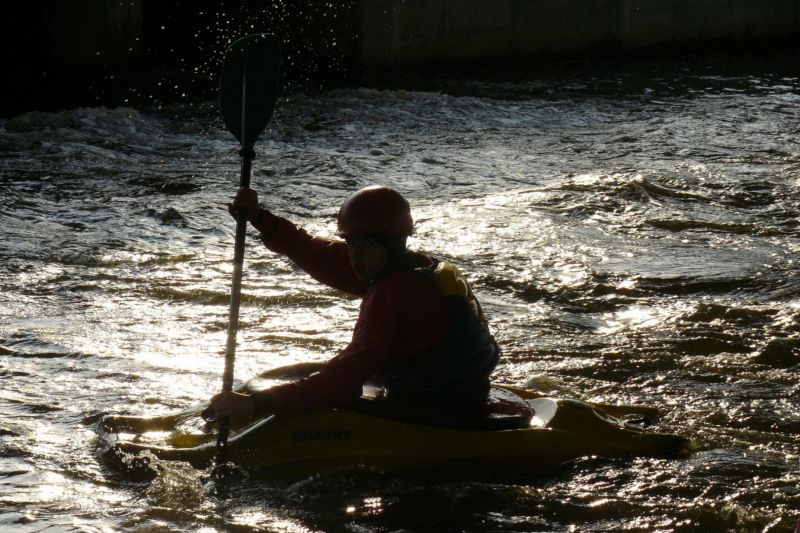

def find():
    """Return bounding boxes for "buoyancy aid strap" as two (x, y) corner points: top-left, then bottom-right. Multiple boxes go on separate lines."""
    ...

(426, 261), (488, 326)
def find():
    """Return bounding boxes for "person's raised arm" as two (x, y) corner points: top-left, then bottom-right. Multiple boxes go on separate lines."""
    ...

(227, 187), (368, 296)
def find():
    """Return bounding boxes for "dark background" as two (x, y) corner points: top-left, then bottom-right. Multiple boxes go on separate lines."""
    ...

(1, 1), (358, 117)
(1, 1), (798, 117)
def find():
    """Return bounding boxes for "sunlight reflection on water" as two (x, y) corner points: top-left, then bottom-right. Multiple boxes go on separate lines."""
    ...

(1, 56), (799, 531)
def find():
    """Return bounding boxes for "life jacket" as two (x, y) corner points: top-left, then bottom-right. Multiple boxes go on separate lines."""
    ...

(380, 261), (500, 401)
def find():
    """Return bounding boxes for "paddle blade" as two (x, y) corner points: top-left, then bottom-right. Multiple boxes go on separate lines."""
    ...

(220, 34), (281, 150)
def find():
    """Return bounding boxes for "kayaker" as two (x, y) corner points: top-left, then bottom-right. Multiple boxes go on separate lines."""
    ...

(209, 185), (499, 418)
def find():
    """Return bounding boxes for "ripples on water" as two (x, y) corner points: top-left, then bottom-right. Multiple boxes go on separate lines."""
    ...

(1, 54), (799, 531)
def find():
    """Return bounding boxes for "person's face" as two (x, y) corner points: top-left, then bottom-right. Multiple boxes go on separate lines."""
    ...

(346, 236), (388, 282)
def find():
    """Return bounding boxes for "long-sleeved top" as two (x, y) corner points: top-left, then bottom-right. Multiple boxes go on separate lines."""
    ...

(252, 211), (449, 414)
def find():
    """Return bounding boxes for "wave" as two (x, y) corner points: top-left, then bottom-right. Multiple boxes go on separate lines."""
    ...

(0, 333), (87, 360)
(645, 218), (759, 235)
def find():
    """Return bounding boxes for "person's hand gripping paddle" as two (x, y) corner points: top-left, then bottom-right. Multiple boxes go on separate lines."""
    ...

(216, 34), (280, 467)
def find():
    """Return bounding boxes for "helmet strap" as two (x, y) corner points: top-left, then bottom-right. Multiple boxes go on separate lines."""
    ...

(371, 235), (412, 281)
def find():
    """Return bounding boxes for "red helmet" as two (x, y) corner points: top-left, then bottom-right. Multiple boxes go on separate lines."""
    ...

(336, 185), (413, 238)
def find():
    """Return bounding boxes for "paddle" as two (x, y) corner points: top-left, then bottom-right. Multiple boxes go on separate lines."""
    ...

(216, 33), (281, 466)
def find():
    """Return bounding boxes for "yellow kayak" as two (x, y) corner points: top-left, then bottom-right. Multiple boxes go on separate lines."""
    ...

(98, 367), (690, 480)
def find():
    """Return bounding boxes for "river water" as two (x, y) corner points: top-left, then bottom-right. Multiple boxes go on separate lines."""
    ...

(1, 53), (799, 531)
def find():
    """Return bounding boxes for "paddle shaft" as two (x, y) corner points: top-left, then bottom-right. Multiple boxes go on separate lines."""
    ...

(216, 156), (253, 463)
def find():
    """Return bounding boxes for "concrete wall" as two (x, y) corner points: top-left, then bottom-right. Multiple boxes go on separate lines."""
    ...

(358, 0), (799, 65)
(4, 1), (798, 116)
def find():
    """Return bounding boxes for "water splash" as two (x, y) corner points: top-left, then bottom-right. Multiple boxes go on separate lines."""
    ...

(116, 450), (208, 508)
(141, 1), (358, 109)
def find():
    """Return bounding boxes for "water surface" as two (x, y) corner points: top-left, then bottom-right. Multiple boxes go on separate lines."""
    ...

(1, 53), (799, 531)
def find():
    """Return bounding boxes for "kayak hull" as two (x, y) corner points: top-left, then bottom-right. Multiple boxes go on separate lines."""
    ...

(102, 388), (690, 480)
